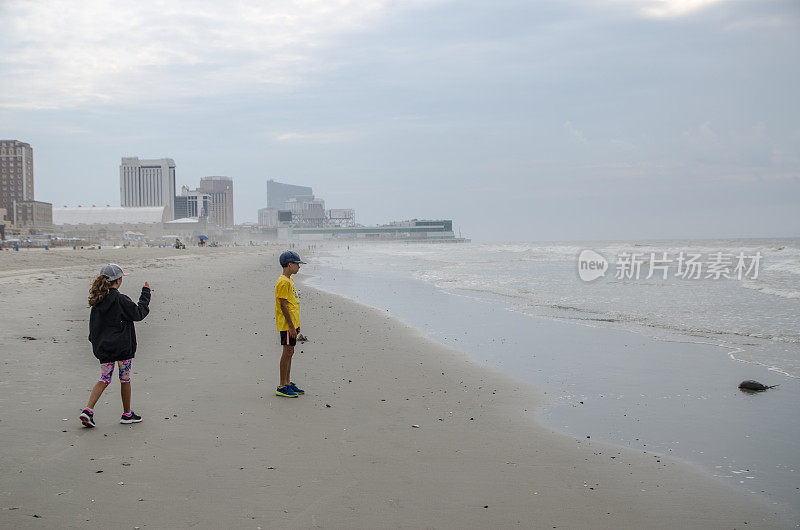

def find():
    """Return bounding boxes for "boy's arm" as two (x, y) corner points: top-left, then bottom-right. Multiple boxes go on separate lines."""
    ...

(279, 298), (297, 337)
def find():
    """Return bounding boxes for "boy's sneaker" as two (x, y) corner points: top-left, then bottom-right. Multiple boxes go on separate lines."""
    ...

(79, 408), (95, 428)
(289, 382), (304, 395)
(276, 385), (298, 398)
(120, 411), (142, 424)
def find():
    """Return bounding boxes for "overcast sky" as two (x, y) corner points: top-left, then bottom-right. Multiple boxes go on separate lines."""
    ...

(1, 0), (798, 241)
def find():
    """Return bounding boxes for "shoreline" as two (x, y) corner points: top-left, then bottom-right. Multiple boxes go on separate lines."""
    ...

(0, 246), (791, 528)
(299, 274), (793, 527)
(304, 252), (800, 523)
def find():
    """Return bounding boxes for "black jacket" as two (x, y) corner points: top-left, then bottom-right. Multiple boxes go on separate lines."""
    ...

(88, 287), (151, 363)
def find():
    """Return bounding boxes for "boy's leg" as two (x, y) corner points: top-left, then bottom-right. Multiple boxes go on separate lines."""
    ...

(279, 344), (294, 388)
(288, 327), (299, 379)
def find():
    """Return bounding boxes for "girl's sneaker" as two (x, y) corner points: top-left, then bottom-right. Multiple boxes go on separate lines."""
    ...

(79, 408), (95, 428)
(289, 382), (304, 395)
(120, 411), (142, 424)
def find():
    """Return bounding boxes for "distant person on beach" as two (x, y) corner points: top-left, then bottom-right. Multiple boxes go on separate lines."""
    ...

(79, 264), (151, 427)
(274, 251), (306, 398)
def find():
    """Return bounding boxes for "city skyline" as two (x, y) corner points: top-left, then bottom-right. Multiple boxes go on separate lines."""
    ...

(1, 1), (798, 241)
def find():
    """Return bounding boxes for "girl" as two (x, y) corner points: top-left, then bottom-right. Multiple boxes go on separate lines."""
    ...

(79, 263), (151, 427)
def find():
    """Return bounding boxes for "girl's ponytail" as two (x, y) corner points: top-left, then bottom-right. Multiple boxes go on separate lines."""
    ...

(88, 275), (111, 307)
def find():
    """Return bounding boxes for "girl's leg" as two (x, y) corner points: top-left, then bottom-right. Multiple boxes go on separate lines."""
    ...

(87, 381), (107, 409)
(121, 383), (131, 413)
(118, 359), (132, 413)
(87, 362), (114, 408)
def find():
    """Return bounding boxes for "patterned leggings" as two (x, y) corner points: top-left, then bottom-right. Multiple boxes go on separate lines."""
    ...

(99, 359), (132, 385)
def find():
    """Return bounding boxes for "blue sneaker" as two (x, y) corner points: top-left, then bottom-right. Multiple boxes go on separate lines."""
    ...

(276, 385), (298, 398)
(289, 382), (304, 395)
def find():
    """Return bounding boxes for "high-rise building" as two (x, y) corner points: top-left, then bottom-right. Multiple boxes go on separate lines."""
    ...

(1, 140), (52, 231)
(267, 179), (312, 208)
(199, 176), (234, 227)
(175, 186), (212, 219)
(120, 157), (176, 218)
(0, 140), (34, 218)
(173, 196), (191, 220)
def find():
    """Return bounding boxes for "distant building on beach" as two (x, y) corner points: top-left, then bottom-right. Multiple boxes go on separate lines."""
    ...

(261, 179), (355, 229)
(12, 200), (53, 229)
(0, 140), (34, 215)
(52, 205), (171, 240)
(173, 177), (233, 228)
(1, 139), (53, 232)
(0, 207), (8, 238)
(120, 157), (176, 218)
(248, 218), (462, 241)
(258, 207), (281, 227)
(291, 219), (458, 240)
(174, 186), (212, 220)
(199, 176), (234, 227)
(267, 179), (313, 208)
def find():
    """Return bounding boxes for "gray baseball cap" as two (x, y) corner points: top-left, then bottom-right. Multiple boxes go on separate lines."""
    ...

(100, 263), (128, 281)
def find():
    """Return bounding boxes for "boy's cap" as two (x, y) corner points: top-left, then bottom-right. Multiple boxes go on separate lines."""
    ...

(100, 263), (128, 281)
(279, 251), (307, 266)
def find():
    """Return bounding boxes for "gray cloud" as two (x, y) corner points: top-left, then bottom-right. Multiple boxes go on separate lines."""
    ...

(1, 0), (798, 240)
(0, 0), (442, 109)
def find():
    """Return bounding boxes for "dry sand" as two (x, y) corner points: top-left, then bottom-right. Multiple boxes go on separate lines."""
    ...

(0, 246), (787, 528)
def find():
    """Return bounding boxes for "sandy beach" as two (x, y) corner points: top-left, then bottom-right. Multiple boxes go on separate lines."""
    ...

(0, 246), (788, 528)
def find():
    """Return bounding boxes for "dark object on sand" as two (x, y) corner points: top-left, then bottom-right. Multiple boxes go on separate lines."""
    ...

(296, 333), (308, 343)
(738, 380), (778, 392)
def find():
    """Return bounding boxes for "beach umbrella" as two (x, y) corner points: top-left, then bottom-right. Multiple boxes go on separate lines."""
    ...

(198, 235), (208, 240)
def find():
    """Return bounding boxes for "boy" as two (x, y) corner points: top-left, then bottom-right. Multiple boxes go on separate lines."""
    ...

(275, 250), (307, 398)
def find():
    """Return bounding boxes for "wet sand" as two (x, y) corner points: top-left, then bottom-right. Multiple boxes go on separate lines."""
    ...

(0, 246), (787, 528)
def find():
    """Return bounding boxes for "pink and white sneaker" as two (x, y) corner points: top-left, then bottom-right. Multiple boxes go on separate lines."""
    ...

(79, 408), (95, 428)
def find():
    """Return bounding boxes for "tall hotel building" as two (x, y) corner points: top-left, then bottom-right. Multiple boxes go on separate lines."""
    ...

(1, 139), (52, 229)
(1, 140), (34, 214)
(199, 176), (234, 227)
(120, 157), (176, 219)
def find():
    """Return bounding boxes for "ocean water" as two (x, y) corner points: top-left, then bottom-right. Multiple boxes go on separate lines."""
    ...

(305, 238), (800, 519)
(316, 238), (800, 377)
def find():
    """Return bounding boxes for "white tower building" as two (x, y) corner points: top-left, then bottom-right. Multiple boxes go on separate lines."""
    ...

(120, 157), (176, 218)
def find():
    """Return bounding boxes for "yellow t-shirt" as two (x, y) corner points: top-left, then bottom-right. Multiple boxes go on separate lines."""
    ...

(275, 275), (300, 332)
